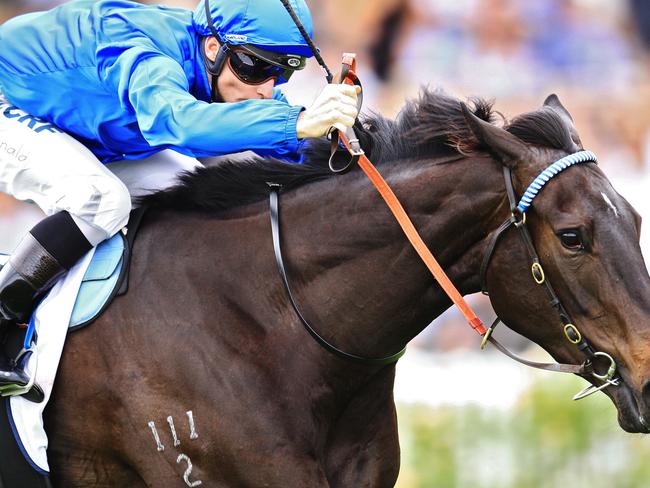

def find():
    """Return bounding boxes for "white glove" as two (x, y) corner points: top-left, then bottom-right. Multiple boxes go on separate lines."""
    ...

(296, 84), (361, 139)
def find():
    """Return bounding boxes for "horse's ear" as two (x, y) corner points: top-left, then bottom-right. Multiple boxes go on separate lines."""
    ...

(543, 94), (583, 150)
(460, 102), (530, 167)
(543, 94), (573, 122)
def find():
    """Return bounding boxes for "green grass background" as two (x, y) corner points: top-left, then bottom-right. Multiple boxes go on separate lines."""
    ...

(395, 374), (650, 488)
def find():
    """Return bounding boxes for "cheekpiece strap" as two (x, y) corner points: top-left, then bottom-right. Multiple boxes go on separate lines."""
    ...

(517, 150), (598, 213)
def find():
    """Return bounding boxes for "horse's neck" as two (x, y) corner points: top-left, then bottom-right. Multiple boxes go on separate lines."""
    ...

(274, 155), (507, 360)
(139, 155), (506, 379)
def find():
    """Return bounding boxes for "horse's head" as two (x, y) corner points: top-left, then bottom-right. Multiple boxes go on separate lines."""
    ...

(464, 95), (650, 433)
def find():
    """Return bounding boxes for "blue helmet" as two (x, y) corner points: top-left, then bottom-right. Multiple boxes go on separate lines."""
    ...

(193, 0), (314, 57)
(194, 0), (314, 101)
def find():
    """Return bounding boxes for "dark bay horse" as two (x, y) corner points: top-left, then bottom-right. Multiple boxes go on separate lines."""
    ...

(44, 91), (650, 487)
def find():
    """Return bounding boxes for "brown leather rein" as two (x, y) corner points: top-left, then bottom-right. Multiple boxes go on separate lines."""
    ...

(269, 54), (620, 400)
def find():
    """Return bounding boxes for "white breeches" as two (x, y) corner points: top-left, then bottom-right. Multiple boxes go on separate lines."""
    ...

(0, 94), (202, 246)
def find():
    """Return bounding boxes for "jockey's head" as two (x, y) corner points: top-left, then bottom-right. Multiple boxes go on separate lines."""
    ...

(193, 0), (313, 102)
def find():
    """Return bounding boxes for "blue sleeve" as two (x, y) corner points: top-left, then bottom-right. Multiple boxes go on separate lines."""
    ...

(115, 51), (304, 158)
(272, 87), (289, 103)
(263, 87), (306, 162)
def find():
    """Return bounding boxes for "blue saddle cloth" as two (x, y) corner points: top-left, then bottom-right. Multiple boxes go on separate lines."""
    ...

(69, 232), (125, 330)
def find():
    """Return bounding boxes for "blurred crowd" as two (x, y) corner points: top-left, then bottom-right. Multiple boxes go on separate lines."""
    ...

(0, 0), (648, 167)
(1, 0), (649, 351)
(315, 0), (650, 172)
(1, 0), (648, 170)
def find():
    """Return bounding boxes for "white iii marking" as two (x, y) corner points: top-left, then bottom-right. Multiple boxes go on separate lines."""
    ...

(602, 192), (619, 217)
(150, 412), (201, 484)
(148, 421), (164, 452)
(167, 416), (181, 447)
(186, 410), (199, 440)
(177, 454), (203, 487)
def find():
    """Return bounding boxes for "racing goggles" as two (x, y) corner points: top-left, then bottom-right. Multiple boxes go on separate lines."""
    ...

(225, 44), (306, 85)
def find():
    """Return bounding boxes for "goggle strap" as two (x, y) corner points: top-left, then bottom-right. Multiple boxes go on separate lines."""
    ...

(203, 0), (221, 41)
(201, 38), (228, 75)
(213, 44), (230, 74)
(200, 37), (228, 102)
(211, 71), (221, 102)
(239, 44), (305, 71)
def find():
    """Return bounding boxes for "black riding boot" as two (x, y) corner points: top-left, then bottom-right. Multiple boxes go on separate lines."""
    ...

(0, 233), (66, 323)
(0, 211), (92, 388)
(0, 234), (66, 386)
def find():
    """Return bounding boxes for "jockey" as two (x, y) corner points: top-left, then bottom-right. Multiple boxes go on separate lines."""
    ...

(0, 0), (360, 388)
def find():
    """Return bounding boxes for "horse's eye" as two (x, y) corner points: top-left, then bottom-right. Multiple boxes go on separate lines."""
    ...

(559, 230), (584, 251)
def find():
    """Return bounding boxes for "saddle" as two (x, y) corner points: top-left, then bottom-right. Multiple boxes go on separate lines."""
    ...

(72, 207), (145, 330)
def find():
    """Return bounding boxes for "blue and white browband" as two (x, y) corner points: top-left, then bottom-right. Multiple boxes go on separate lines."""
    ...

(516, 150), (598, 213)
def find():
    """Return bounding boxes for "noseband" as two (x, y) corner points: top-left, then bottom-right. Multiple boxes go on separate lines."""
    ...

(479, 150), (620, 400)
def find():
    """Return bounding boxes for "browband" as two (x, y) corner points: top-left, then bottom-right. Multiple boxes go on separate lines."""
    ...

(517, 150), (598, 213)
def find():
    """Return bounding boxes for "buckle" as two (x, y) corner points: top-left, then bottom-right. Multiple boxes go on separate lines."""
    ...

(346, 138), (365, 157)
(531, 262), (545, 284)
(573, 352), (619, 401)
(512, 209), (527, 227)
(563, 323), (582, 344)
(480, 318), (500, 350)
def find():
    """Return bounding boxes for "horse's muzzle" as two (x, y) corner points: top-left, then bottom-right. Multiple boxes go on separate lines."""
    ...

(611, 377), (650, 433)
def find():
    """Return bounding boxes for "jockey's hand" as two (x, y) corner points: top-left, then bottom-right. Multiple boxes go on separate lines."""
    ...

(296, 84), (361, 139)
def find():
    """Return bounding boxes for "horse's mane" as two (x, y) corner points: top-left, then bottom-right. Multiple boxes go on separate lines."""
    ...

(140, 89), (575, 212)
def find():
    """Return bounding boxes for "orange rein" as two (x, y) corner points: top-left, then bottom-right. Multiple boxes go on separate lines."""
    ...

(335, 53), (487, 336)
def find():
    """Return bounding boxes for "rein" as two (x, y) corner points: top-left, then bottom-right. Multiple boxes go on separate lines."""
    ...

(269, 142), (619, 397)
(269, 2), (620, 400)
(269, 55), (487, 366)
(269, 187), (406, 366)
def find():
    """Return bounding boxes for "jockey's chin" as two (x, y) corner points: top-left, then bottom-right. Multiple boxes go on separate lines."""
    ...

(212, 58), (276, 102)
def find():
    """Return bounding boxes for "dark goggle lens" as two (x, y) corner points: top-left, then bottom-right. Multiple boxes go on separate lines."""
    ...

(229, 51), (292, 84)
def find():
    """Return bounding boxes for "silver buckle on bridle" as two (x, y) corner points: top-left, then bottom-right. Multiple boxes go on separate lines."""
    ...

(573, 351), (619, 401)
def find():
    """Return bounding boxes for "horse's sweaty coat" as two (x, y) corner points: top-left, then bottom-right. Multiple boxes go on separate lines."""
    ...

(17, 90), (650, 487)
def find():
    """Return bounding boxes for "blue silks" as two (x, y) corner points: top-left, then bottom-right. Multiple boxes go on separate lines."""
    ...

(0, 0), (314, 163)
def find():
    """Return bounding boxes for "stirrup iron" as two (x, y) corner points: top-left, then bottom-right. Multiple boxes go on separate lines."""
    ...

(0, 346), (44, 403)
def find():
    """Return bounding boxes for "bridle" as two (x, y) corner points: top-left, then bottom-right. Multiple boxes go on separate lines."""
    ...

(269, 149), (620, 400)
(269, 0), (621, 401)
(479, 151), (620, 400)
